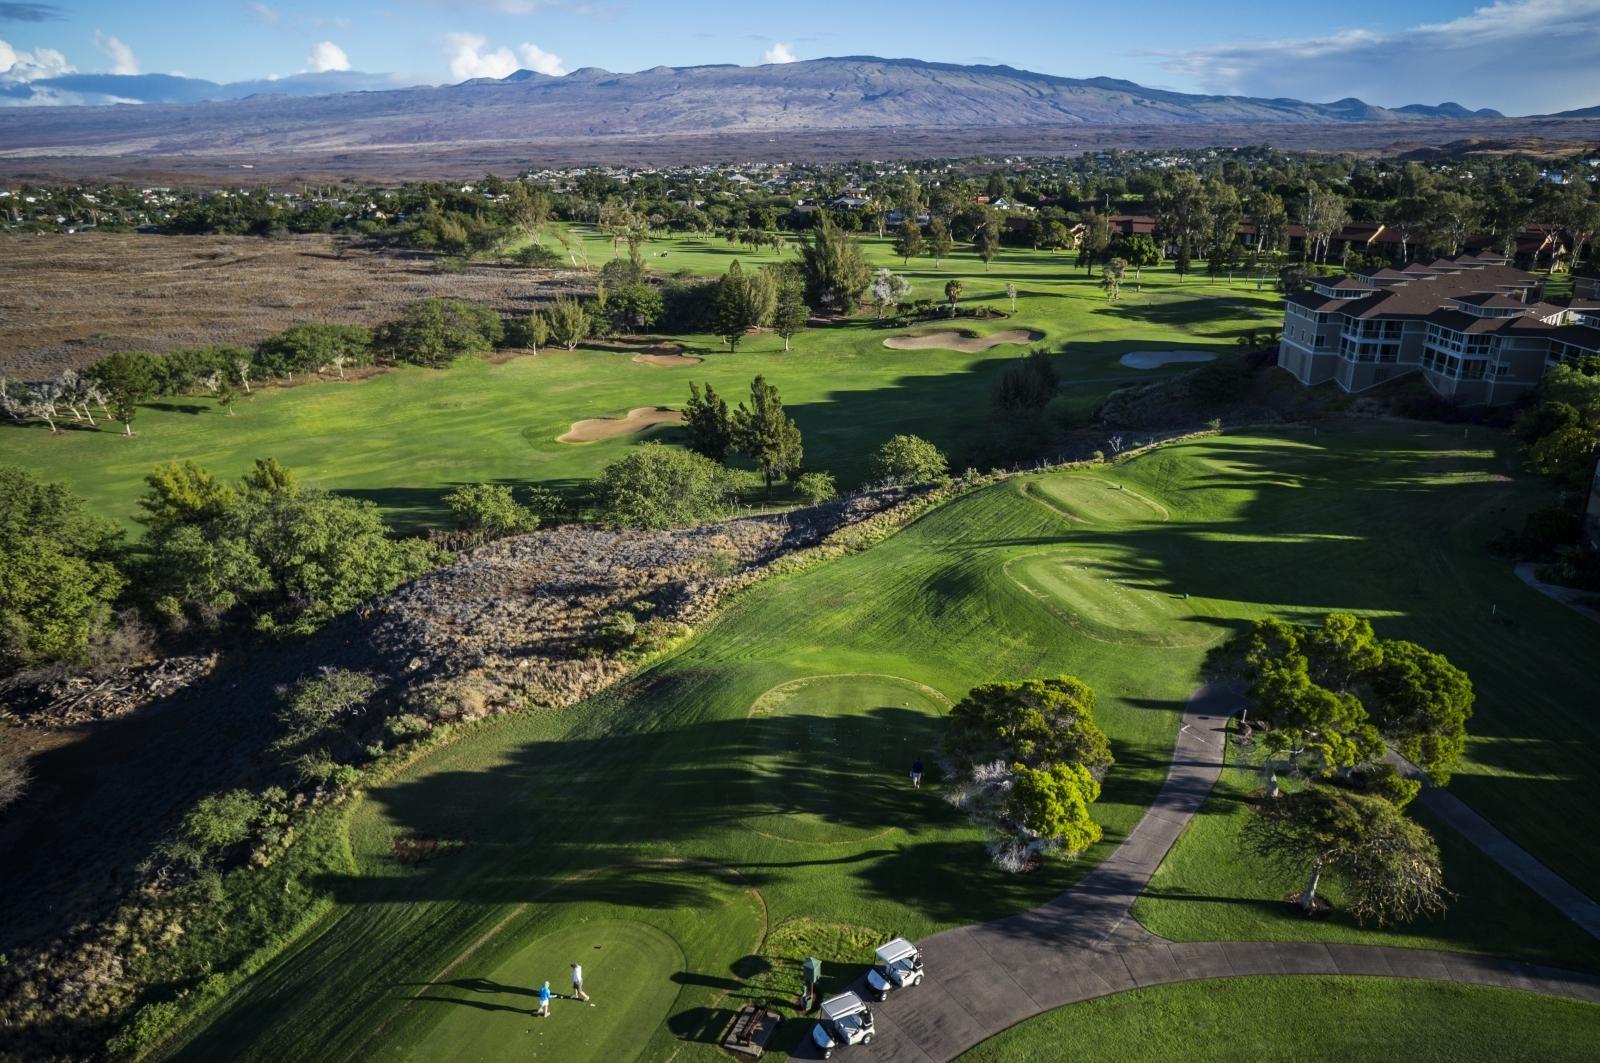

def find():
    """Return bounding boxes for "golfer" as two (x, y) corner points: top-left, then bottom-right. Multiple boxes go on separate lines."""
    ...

(570, 962), (590, 1002)
(910, 759), (924, 789)
(537, 980), (552, 1017)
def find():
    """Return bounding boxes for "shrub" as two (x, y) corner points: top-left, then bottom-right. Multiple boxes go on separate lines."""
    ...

(443, 483), (540, 541)
(992, 349), (1059, 411)
(0, 732), (30, 811)
(869, 434), (949, 486)
(515, 243), (564, 268)
(599, 256), (646, 288)
(599, 443), (730, 529)
(181, 789), (260, 852)
(277, 668), (379, 750)
(0, 466), (126, 673)
(379, 299), (504, 367)
(794, 471), (838, 504)
(293, 752), (362, 790)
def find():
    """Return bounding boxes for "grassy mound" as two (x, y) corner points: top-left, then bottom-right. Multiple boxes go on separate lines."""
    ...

(1004, 554), (1219, 648)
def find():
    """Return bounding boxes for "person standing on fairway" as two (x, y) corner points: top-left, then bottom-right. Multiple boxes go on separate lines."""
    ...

(910, 758), (924, 789)
(537, 980), (552, 1017)
(570, 962), (590, 1002)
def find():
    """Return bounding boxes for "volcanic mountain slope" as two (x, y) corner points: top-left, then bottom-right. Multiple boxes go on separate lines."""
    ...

(0, 56), (1511, 157)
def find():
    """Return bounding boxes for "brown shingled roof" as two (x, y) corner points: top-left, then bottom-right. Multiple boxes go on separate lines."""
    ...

(1312, 274), (1376, 290)
(1452, 292), (1527, 308)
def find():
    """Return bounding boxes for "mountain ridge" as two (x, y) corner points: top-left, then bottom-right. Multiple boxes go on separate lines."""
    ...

(0, 55), (1557, 160)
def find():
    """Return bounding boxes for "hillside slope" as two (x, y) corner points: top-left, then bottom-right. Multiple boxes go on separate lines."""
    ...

(0, 56), (1510, 157)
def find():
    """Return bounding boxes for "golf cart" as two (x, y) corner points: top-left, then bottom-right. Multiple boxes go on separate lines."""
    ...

(810, 991), (876, 1058)
(865, 938), (924, 1000)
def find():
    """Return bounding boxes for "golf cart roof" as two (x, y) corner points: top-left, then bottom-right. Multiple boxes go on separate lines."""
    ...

(820, 991), (867, 1021)
(875, 938), (918, 965)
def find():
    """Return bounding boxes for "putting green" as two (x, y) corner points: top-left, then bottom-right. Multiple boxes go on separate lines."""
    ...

(1024, 477), (1170, 524)
(395, 919), (681, 1063)
(1004, 554), (1222, 649)
(743, 674), (950, 844)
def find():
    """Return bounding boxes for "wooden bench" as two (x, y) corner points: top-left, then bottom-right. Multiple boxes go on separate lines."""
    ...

(721, 1002), (781, 1058)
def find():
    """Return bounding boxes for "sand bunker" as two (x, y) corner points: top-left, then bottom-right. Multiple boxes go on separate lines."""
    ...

(631, 353), (704, 367)
(1119, 350), (1218, 370)
(559, 406), (683, 443)
(882, 328), (1044, 353)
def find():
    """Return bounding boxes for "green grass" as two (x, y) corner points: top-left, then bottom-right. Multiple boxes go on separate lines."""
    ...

(955, 977), (1600, 1062)
(6, 229), (1283, 532)
(1132, 750), (1600, 970)
(159, 426), (1600, 1061)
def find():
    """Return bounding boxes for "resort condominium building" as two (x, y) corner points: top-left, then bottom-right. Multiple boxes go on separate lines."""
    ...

(1278, 253), (1600, 405)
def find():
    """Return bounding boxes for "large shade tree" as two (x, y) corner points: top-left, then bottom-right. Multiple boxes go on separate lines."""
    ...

(1229, 612), (1472, 783)
(943, 676), (1115, 871)
(1243, 784), (1450, 924)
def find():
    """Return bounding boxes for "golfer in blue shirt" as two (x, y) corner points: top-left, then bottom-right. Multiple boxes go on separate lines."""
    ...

(537, 980), (552, 1017)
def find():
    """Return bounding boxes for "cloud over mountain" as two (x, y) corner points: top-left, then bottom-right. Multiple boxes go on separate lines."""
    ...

(1155, 0), (1600, 116)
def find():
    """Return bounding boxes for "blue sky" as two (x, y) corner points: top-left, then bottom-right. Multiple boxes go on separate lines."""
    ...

(3, 0), (1599, 113)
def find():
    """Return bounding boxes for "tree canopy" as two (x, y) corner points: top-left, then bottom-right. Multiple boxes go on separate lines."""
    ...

(1229, 612), (1472, 783)
(379, 299), (504, 367)
(138, 458), (439, 635)
(1243, 784), (1449, 925)
(869, 434), (949, 486)
(800, 211), (870, 314)
(598, 443), (730, 530)
(943, 676), (1115, 870)
(731, 375), (804, 489)
(443, 483), (541, 541)
(0, 466), (125, 671)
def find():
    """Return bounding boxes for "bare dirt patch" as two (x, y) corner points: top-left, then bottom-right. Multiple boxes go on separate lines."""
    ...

(1119, 350), (1217, 369)
(558, 405), (683, 443)
(0, 232), (582, 378)
(881, 328), (1044, 352)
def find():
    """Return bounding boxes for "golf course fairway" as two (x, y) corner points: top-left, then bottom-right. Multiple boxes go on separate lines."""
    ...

(744, 674), (950, 844)
(160, 425), (1600, 1061)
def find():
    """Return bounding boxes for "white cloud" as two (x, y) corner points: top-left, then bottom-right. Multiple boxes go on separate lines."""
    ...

(762, 42), (797, 65)
(246, 2), (280, 25)
(515, 41), (565, 76)
(0, 36), (71, 81)
(92, 30), (138, 75)
(305, 40), (350, 73)
(445, 32), (565, 80)
(1154, 0), (1600, 115)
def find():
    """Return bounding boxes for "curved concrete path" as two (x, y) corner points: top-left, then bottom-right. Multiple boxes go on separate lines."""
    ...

(1385, 751), (1600, 941)
(835, 685), (1600, 1063)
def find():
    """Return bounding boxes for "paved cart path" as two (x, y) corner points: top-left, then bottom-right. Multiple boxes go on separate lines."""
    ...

(834, 685), (1600, 1063)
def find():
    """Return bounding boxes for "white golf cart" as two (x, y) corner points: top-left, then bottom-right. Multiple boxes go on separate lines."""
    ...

(810, 991), (876, 1058)
(865, 937), (925, 1001)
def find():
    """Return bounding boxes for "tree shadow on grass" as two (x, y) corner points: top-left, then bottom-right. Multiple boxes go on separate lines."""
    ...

(405, 995), (538, 1016)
